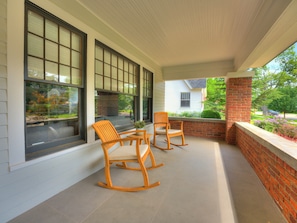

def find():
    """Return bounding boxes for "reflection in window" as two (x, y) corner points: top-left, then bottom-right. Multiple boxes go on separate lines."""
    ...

(95, 92), (135, 129)
(26, 82), (79, 149)
(25, 1), (86, 160)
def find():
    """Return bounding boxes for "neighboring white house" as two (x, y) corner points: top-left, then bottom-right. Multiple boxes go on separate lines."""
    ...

(165, 79), (206, 114)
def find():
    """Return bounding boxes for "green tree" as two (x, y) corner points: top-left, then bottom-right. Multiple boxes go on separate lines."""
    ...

(268, 87), (297, 118)
(204, 78), (226, 114)
(275, 45), (297, 84)
(252, 44), (297, 111)
(251, 66), (281, 111)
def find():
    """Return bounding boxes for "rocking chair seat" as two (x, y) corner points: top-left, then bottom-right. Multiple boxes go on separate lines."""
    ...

(155, 128), (182, 135)
(109, 144), (148, 161)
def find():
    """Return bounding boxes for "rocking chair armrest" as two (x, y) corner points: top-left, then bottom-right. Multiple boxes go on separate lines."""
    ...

(101, 137), (141, 146)
(119, 129), (147, 136)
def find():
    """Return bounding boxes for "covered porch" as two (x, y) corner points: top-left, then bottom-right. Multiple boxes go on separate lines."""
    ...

(8, 136), (286, 223)
(2, 0), (297, 222)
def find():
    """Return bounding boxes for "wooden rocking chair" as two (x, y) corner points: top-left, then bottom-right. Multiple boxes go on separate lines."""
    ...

(92, 120), (163, 192)
(153, 112), (188, 150)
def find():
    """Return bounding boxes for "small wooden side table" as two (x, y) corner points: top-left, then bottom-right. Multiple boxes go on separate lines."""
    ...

(127, 133), (152, 145)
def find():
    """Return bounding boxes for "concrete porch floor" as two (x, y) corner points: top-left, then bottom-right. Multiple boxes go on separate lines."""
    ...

(8, 136), (287, 223)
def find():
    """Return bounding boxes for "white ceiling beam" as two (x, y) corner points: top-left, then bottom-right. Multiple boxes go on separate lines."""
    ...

(162, 60), (234, 81)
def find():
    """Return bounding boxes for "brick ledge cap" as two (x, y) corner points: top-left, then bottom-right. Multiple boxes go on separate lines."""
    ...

(236, 122), (297, 171)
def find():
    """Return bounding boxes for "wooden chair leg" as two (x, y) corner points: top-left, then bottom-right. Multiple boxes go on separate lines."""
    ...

(146, 149), (164, 170)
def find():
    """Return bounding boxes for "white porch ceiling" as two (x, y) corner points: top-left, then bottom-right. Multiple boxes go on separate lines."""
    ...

(49, 0), (297, 80)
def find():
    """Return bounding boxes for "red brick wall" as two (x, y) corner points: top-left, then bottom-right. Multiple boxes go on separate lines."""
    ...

(236, 127), (297, 223)
(169, 119), (226, 140)
(225, 77), (252, 144)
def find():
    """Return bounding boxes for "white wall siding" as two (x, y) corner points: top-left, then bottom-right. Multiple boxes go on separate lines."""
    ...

(153, 72), (166, 114)
(1, 0), (164, 222)
(165, 80), (203, 113)
(0, 0), (8, 179)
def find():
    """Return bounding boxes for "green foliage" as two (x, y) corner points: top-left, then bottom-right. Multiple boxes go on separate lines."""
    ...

(118, 94), (133, 111)
(268, 87), (297, 117)
(204, 78), (226, 114)
(277, 124), (297, 140)
(200, 110), (221, 119)
(254, 116), (297, 141)
(134, 120), (146, 128)
(168, 111), (201, 118)
(252, 44), (297, 110)
(180, 111), (201, 117)
(251, 66), (282, 109)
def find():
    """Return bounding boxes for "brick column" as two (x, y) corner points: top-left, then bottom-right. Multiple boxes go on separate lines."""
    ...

(225, 75), (252, 144)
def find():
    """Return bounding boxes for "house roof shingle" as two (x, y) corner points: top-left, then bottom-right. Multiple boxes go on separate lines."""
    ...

(185, 79), (206, 89)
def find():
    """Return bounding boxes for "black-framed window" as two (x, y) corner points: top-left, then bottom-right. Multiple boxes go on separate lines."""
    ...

(181, 92), (190, 107)
(143, 68), (153, 122)
(24, 1), (86, 160)
(94, 40), (140, 130)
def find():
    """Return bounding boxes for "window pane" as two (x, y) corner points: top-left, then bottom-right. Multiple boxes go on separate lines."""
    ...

(28, 56), (44, 79)
(45, 40), (58, 62)
(60, 27), (70, 47)
(95, 46), (103, 60)
(112, 54), (117, 66)
(72, 68), (81, 85)
(104, 63), (111, 77)
(124, 83), (129, 93)
(28, 33), (43, 58)
(45, 19), (58, 42)
(124, 61), (128, 71)
(60, 65), (70, 83)
(95, 60), (103, 74)
(104, 77), (111, 90)
(45, 61), (58, 82)
(72, 33), (81, 51)
(118, 81), (124, 92)
(95, 92), (134, 129)
(26, 82), (79, 147)
(129, 73), (134, 84)
(112, 66), (117, 79)
(112, 79), (117, 91)
(129, 63), (133, 74)
(95, 74), (103, 89)
(124, 72), (128, 82)
(60, 46), (70, 65)
(28, 10), (43, 36)
(118, 58), (123, 70)
(104, 51), (110, 64)
(118, 69), (123, 81)
(72, 50), (80, 68)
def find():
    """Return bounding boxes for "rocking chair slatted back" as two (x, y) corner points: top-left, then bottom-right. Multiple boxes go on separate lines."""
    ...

(92, 120), (121, 149)
(154, 111), (170, 129)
